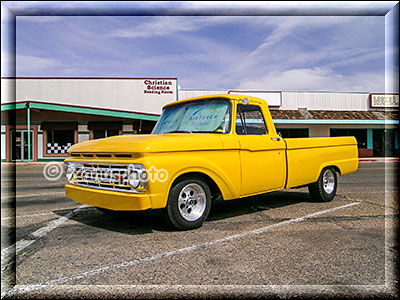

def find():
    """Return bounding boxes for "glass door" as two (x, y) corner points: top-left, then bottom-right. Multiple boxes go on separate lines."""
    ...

(11, 130), (22, 161)
(23, 131), (33, 161)
(10, 130), (33, 161)
(373, 129), (395, 157)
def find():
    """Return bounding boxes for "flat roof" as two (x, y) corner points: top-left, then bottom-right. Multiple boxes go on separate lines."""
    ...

(1, 77), (178, 80)
(1, 100), (160, 121)
(2, 100), (398, 125)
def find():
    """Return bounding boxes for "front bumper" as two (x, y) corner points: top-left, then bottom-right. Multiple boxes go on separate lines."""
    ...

(65, 184), (152, 211)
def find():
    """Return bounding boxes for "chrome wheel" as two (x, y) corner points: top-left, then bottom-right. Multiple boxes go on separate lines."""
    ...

(323, 169), (335, 194)
(178, 183), (207, 222)
(308, 167), (337, 202)
(165, 176), (212, 230)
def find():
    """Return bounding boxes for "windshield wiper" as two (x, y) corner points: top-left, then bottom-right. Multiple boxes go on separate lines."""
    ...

(192, 130), (223, 134)
(168, 130), (192, 134)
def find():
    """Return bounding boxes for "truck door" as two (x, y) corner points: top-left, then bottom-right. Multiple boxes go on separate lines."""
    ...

(236, 103), (286, 196)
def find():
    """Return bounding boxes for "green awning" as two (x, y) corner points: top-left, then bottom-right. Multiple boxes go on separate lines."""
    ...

(1, 101), (160, 121)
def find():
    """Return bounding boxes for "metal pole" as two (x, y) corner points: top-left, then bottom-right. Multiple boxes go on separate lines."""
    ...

(27, 103), (31, 163)
(176, 80), (179, 101)
(367, 128), (373, 153)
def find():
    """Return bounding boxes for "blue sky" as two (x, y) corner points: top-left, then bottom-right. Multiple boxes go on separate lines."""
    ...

(1, 2), (398, 92)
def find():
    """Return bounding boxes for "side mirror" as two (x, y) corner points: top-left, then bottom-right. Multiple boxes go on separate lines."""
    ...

(241, 98), (250, 105)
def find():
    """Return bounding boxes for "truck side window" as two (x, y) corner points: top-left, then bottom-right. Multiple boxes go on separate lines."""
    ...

(236, 104), (268, 135)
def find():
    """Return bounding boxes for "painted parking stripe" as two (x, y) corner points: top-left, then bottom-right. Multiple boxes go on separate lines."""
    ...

(2, 202), (360, 297)
(1, 205), (88, 265)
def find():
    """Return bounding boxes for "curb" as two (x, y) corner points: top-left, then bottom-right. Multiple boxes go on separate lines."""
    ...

(2, 158), (399, 165)
(1, 162), (58, 166)
(359, 158), (399, 162)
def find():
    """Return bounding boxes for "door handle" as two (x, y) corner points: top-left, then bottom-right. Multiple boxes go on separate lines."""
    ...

(271, 137), (281, 141)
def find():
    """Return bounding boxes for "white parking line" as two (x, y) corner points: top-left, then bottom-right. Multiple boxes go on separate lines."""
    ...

(1, 191), (66, 200)
(2, 201), (360, 297)
(1, 205), (88, 265)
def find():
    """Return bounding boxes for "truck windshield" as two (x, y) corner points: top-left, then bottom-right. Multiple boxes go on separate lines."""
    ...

(152, 99), (231, 134)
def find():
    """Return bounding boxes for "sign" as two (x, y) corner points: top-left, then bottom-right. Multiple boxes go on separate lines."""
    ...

(370, 94), (399, 108)
(13, 78), (177, 115)
(143, 79), (174, 95)
(228, 91), (282, 106)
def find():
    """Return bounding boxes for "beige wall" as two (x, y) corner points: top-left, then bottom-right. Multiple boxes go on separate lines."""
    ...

(275, 123), (397, 138)
(2, 78), (177, 115)
(274, 124), (330, 137)
(309, 125), (330, 137)
(281, 91), (370, 111)
(178, 89), (229, 100)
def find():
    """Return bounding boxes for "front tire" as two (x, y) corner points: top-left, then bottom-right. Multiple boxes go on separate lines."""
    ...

(308, 167), (337, 202)
(164, 176), (211, 230)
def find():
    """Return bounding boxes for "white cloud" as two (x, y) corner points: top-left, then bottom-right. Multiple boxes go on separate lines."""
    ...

(17, 16), (64, 22)
(247, 16), (361, 58)
(8, 13), (387, 93)
(108, 15), (354, 40)
(109, 16), (235, 39)
(210, 16), (386, 92)
(16, 54), (61, 74)
(135, 53), (210, 65)
(237, 67), (384, 92)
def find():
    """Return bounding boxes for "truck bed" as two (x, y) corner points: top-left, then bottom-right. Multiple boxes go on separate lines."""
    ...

(284, 137), (359, 188)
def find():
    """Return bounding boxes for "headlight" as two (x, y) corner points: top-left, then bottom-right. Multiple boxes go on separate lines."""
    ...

(64, 162), (75, 181)
(128, 172), (140, 189)
(128, 164), (147, 190)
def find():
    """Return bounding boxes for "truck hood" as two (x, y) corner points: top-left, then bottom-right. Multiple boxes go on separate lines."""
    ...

(68, 133), (224, 153)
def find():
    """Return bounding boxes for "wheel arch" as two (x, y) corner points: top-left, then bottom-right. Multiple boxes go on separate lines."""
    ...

(319, 164), (342, 177)
(329, 165), (341, 175)
(170, 171), (223, 202)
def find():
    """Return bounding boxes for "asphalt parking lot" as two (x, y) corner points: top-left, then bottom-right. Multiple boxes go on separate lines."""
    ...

(1, 161), (398, 299)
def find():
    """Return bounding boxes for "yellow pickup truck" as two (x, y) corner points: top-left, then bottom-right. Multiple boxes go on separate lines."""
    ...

(64, 94), (359, 230)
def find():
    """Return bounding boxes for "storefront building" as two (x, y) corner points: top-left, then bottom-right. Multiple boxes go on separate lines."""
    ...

(179, 90), (399, 158)
(1, 78), (398, 162)
(1, 77), (177, 162)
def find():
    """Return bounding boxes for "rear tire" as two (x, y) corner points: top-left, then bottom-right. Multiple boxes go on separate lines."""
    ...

(308, 167), (337, 202)
(164, 176), (211, 230)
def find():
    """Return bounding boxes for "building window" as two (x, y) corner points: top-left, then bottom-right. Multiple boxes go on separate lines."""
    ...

(133, 120), (157, 134)
(88, 121), (122, 139)
(373, 129), (397, 157)
(46, 130), (75, 154)
(330, 129), (368, 148)
(236, 104), (267, 135)
(92, 129), (120, 139)
(276, 128), (309, 138)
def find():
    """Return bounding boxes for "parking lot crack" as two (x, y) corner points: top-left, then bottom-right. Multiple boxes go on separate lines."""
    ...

(337, 194), (398, 211)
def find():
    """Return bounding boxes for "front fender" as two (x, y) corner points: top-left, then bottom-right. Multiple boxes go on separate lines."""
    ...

(144, 151), (241, 209)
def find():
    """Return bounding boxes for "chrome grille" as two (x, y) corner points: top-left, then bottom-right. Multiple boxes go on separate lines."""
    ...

(68, 153), (133, 159)
(71, 163), (132, 192)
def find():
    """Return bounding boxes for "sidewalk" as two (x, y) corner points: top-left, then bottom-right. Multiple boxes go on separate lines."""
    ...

(1, 157), (399, 165)
(358, 157), (399, 162)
